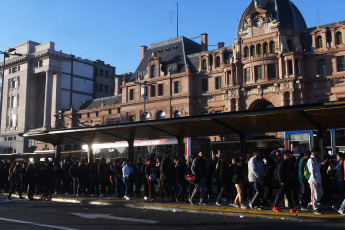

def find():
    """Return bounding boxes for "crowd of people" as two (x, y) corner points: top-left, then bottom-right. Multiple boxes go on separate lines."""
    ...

(0, 148), (344, 216)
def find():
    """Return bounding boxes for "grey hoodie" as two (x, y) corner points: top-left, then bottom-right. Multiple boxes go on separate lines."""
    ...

(248, 157), (266, 184)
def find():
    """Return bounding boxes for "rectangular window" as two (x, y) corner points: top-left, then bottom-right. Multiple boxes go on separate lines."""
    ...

(254, 65), (262, 81)
(95, 112), (99, 117)
(174, 81), (180, 94)
(337, 56), (345, 72)
(105, 70), (109, 78)
(317, 59), (326, 75)
(267, 64), (276, 79)
(288, 60), (293, 75)
(95, 68), (98, 76)
(129, 89), (134, 101)
(202, 78), (208, 92)
(215, 76), (221, 90)
(12, 67), (17, 73)
(245, 68), (251, 82)
(108, 109), (112, 115)
(104, 85), (109, 93)
(150, 85), (156, 97)
(99, 69), (104, 77)
(99, 84), (103, 92)
(158, 84), (163, 96)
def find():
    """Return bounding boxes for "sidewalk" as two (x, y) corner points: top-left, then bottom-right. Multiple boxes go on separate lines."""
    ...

(3, 193), (344, 223)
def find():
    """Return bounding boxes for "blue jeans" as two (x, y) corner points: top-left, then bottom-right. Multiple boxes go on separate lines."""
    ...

(176, 182), (183, 199)
(123, 177), (130, 197)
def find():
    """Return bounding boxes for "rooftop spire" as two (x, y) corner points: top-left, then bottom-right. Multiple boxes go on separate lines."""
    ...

(254, 0), (260, 8)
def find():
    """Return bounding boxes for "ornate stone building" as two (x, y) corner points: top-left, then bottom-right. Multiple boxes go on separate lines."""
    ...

(54, 0), (345, 152)
(0, 41), (116, 153)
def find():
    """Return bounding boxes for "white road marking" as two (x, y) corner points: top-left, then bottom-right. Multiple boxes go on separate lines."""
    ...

(0, 217), (78, 230)
(71, 213), (159, 224)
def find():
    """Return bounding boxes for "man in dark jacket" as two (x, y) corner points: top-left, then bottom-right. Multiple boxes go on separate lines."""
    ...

(159, 153), (174, 202)
(189, 151), (208, 205)
(272, 151), (300, 213)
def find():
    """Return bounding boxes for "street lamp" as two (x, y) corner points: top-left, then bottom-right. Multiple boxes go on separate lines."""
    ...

(134, 80), (156, 121)
(0, 48), (23, 130)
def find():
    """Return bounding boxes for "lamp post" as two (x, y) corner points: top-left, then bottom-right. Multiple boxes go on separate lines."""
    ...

(134, 80), (155, 121)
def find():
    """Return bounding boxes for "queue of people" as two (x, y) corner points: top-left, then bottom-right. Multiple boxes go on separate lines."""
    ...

(0, 148), (344, 216)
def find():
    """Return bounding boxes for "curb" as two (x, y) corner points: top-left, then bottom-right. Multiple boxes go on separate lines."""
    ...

(3, 194), (345, 222)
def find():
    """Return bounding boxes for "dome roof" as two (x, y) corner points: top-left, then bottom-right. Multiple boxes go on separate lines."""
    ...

(237, 0), (307, 38)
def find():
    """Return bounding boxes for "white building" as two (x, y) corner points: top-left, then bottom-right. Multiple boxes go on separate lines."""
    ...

(0, 41), (115, 153)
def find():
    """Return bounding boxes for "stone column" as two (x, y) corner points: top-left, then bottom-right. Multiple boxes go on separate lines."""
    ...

(43, 71), (53, 129)
(51, 72), (62, 128)
(290, 91), (294, 106)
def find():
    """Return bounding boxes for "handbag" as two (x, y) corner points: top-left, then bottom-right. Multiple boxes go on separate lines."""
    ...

(185, 170), (196, 184)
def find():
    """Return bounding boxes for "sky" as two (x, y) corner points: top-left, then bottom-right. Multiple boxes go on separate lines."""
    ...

(1, 0), (345, 74)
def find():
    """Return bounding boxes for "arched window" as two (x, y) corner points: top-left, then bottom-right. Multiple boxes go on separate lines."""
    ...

(157, 110), (166, 119)
(142, 112), (150, 121)
(287, 40), (293, 51)
(151, 65), (157, 78)
(174, 110), (181, 118)
(263, 42), (268, 54)
(336, 32), (343, 45)
(129, 115), (135, 122)
(64, 145), (72, 151)
(215, 56), (221, 67)
(250, 45), (255, 56)
(316, 36), (323, 48)
(269, 41), (275, 54)
(256, 44), (262, 55)
(202, 59), (207, 70)
(244, 46), (249, 58)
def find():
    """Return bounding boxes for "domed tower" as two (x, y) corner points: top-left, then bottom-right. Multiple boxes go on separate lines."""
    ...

(237, 0), (307, 39)
(231, 0), (307, 110)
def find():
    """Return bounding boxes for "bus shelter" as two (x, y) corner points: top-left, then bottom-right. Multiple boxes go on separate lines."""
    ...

(22, 101), (345, 162)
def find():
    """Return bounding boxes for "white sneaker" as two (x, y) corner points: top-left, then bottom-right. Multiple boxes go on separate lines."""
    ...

(144, 196), (148, 200)
(338, 208), (345, 215)
(125, 196), (131, 200)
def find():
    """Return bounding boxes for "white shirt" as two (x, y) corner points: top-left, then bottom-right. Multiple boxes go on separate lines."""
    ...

(307, 155), (322, 185)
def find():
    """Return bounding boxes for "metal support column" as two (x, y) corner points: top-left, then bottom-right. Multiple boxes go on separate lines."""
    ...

(54, 145), (61, 162)
(177, 137), (184, 160)
(317, 128), (326, 161)
(127, 138), (135, 162)
(240, 133), (247, 157)
(87, 143), (94, 164)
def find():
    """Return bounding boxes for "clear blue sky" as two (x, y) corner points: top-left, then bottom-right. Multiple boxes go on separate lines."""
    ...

(1, 0), (344, 74)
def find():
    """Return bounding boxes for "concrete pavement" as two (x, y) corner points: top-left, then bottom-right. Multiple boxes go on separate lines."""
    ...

(3, 193), (344, 223)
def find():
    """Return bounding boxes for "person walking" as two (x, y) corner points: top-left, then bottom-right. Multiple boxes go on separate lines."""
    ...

(189, 151), (208, 205)
(272, 151), (300, 213)
(232, 158), (247, 209)
(298, 151), (311, 210)
(247, 152), (266, 209)
(307, 147), (323, 215)
(145, 157), (157, 201)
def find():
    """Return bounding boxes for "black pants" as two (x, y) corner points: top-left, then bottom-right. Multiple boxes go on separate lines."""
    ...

(160, 179), (172, 200)
(274, 182), (294, 208)
(299, 181), (310, 208)
(28, 180), (37, 200)
(8, 181), (22, 199)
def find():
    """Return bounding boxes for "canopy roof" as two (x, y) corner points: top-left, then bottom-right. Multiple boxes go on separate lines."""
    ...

(22, 101), (345, 145)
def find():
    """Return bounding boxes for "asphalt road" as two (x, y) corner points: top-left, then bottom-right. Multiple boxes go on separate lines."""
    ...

(0, 197), (344, 230)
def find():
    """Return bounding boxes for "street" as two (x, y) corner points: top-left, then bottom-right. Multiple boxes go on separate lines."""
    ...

(0, 196), (344, 230)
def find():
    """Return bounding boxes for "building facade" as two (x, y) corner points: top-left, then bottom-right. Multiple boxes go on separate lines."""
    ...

(44, 0), (345, 152)
(0, 41), (116, 153)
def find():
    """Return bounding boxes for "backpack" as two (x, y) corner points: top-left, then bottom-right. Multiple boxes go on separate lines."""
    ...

(304, 158), (312, 180)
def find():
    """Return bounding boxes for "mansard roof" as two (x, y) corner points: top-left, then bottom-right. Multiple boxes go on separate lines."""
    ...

(129, 36), (202, 82)
(79, 95), (122, 110)
(301, 20), (345, 52)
